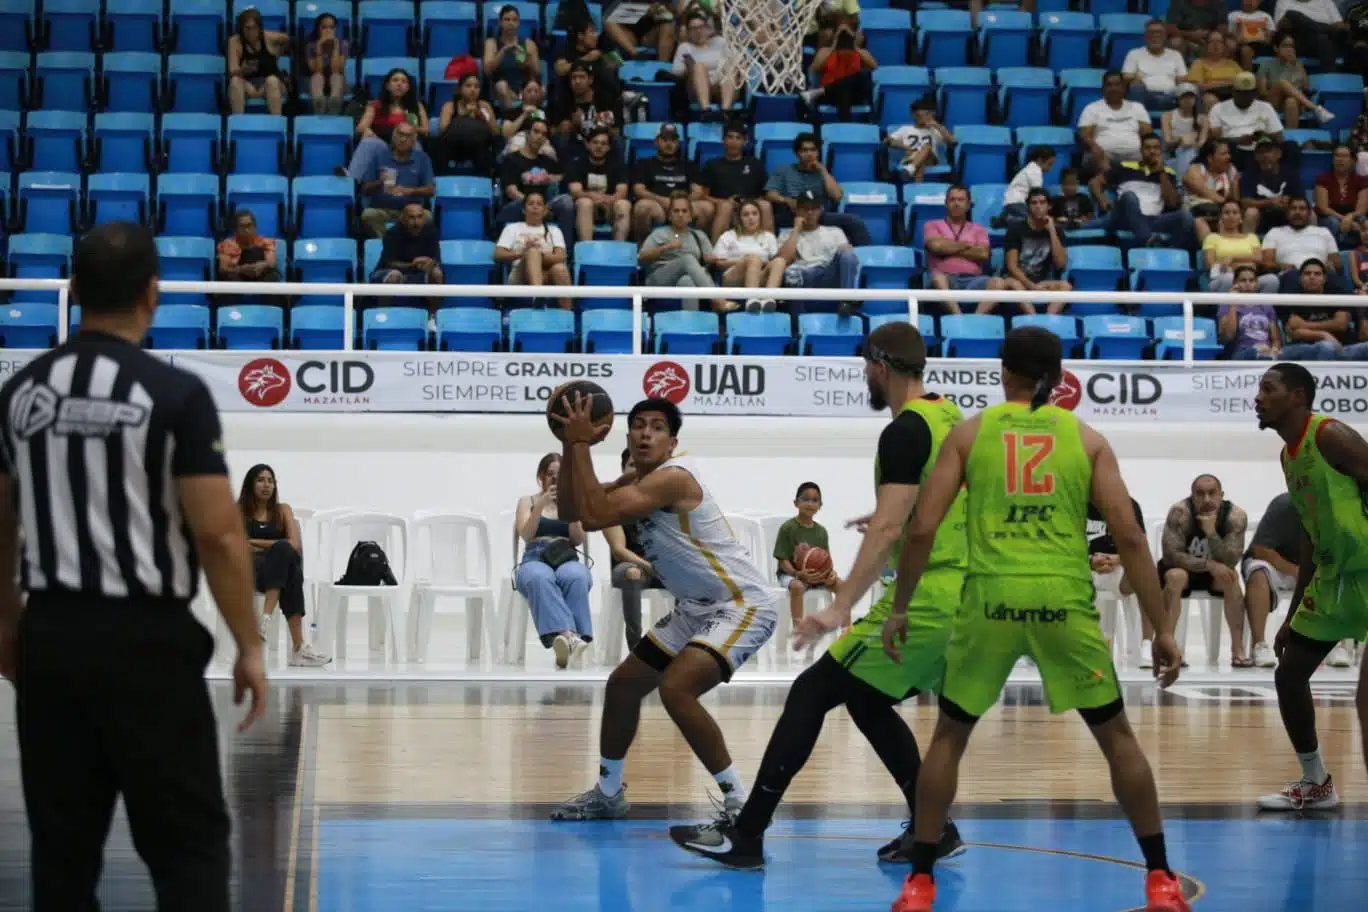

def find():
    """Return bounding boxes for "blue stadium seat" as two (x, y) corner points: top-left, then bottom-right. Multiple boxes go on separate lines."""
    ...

(161, 112), (221, 174)
(434, 176), (493, 240)
(359, 1), (416, 58)
(686, 121), (723, 164)
(166, 54), (223, 114)
(226, 175), (288, 238)
(1011, 314), (1078, 351)
(725, 312), (790, 355)
(1059, 69), (1104, 125)
(292, 176), (353, 239)
(934, 67), (993, 130)
(363, 306), (429, 351)
(291, 304), (345, 349)
(840, 183), (900, 247)
(1097, 13), (1147, 70)
(940, 313), (1003, 357)
(292, 237), (355, 308)
(18, 172), (80, 236)
(996, 68), (1055, 131)
(27, 111), (87, 175)
(754, 122), (807, 172)
(752, 94), (801, 124)
(978, 10), (1032, 69)
(872, 66), (933, 128)
(1310, 74), (1364, 127)
(362, 237), (382, 277)
(481, 1), (538, 40)
(508, 307), (574, 353)
(1015, 126), (1075, 185)
(7, 234), (71, 305)
(653, 310), (718, 355)
(1064, 245), (1124, 294)
(155, 235), (214, 306)
(1154, 316), (1220, 360)
(903, 182), (951, 247)
(622, 122), (664, 163)
(101, 51), (161, 113)
(0, 0), (34, 52)
(861, 9), (911, 66)
(0, 174), (10, 227)
(1090, 0), (1134, 14)
(228, 114), (287, 176)
(0, 112), (15, 175)
(104, 0), (163, 52)
(798, 313), (863, 356)
(422, 2), (479, 58)
(620, 63), (673, 123)
(35, 51), (95, 110)
(581, 308), (634, 354)
(423, 56), (460, 115)
(969, 183), (1008, 241)
(87, 172), (150, 226)
(168, 0), (225, 54)
(436, 306), (502, 351)
(574, 240), (637, 310)
(292, 0), (353, 42)
(361, 57), (421, 99)
(1127, 248), (1190, 317)
(916, 312), (938, 350)
(293, 116), (353, 177)
(43, 0), (99, 52)
(0, 302), (60, 348)
(0, 51), (27, 111)
(217, 304), (284, 349)
(1082, 314), (1147, 359)
(855, 245), (920, 299)
(1285, 129), (1332, 190)
(917, 10), (972, 69)
(146, 304), (211, 348)
(438, 239), (497, 307)
(824, 123), (881, 183)
(954, 125), (1013, 187)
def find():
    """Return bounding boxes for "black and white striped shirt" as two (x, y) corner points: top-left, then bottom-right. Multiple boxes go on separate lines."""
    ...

(0, 331), (228, 603)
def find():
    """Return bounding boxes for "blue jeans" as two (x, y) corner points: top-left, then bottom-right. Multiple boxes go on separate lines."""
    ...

(344, 135), (390, 181)
(515, 554), (593, 645)
(1106, 192), (1195, 248)
(1340, 342), (1368, 360)
(1126, 85), (1177, 112)
(1232, 346), (1277, 360)
(1281, 340), (1341, 360)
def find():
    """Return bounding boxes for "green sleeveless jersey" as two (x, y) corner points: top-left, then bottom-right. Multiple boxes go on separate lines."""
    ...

(965, 402), (1092, 581)
(1280, 413), (1368, 574)
(875, 395), (968, 574)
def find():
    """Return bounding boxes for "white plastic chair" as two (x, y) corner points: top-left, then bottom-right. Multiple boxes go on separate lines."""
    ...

(407, 511), (497, 663)
(746, 511), (836, 667)
(596, 569), (673, 666)
(314, 511), (409, 661)
(1121, 519), (1196, 666)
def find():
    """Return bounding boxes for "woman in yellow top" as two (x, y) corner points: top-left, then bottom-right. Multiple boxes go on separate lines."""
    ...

(1188, 32), (1244, 113)
(1202, 199), (1279, 292)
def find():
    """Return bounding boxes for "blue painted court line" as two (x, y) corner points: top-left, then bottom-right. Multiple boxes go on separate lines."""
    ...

(315, 816), (1368, 912)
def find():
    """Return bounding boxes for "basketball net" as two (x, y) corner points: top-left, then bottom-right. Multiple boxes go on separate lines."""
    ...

(718, 0), (823, 96)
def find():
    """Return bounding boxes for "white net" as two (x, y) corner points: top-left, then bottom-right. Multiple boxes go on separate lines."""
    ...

(717, 0), (825, 96)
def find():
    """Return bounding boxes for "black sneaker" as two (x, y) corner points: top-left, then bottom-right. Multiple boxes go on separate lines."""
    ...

(877, 819), (966, 864)
(668, 820), (764, 869)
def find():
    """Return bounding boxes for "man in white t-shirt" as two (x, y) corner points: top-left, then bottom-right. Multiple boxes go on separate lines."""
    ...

(1261, 196), (1344, 289)
(1208, 71), (1284, 170)
(776, 191), (859, 316)
(1274, 0), (1347, 71)
(1078, 71), (1153, 171)
(1122, 19), (1190, 111)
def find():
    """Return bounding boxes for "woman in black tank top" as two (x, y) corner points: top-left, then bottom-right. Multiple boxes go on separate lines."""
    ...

(515, 454), (595, 668)
(228, 8), (290, 116)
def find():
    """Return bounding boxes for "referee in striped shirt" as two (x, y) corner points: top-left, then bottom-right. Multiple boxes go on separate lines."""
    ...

(0, 222), (268, 911)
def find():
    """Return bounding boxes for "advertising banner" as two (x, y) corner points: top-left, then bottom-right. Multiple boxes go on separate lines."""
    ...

(167, 351), (1368, 422)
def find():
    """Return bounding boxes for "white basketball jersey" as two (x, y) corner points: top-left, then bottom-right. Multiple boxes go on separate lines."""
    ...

(633, 457), (773, 612)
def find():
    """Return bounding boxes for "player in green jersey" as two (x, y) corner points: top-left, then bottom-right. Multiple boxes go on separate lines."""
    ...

(669, 320), (967, 869)
(1253, 362), (1368, 812)
(886, 327), (1189, 912)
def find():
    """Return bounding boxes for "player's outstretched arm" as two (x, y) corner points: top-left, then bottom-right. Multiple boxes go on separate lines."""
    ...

(890, 421), (974, 615)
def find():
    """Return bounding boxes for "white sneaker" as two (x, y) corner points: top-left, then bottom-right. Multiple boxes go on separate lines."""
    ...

(553, 633), (572, 669)
(569, 635), (591, 669)
(288, 644), (332, 667)
(1253, 641), (1277, 668)
(1257, 776), (1339, 811)
(799, 89), (821, 106)
(1139, 639), (1153, 669)
(1327, 643), (1352, 668)
(1314, 105), (1335, 124)
(258, 613), (270, 642)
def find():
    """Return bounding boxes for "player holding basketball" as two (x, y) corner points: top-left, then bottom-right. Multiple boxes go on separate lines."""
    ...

(548, 395), (781, 822)
(1253, 362), (1368, 812)
(669, 320), (966, 868)
(885, 327), (1190, 912)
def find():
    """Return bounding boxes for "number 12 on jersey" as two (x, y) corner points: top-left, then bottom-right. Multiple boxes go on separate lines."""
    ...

(1003, 432), (1056, 496)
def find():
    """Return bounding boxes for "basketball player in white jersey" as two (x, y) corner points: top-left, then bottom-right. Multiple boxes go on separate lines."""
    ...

(548, 396), (781, 821)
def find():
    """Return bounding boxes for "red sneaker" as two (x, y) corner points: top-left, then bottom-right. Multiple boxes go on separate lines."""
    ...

(891, 873), (935, 912)
(1145, 870), (1190, 911)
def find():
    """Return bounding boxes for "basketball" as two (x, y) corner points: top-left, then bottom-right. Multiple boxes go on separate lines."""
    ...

(546, 380), (614, 442)
(794, 544), (833, 576)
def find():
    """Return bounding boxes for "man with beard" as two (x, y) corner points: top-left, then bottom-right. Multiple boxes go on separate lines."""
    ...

(669, 320), (966, 868)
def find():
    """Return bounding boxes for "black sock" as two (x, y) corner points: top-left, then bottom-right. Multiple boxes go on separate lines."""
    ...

(910, 841), (939, 878)
(1137, 833), (1170, 874)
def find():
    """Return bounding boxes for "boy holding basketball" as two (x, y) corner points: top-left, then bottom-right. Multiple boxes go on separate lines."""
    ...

(775, 482), (840, 626)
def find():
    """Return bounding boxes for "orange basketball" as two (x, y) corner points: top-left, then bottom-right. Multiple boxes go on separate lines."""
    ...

(795, 545), (833, 576)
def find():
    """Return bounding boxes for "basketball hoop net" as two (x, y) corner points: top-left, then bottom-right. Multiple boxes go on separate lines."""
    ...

(718, 0), (823, 96)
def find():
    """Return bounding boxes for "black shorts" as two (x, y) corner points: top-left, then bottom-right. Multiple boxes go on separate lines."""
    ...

(1157, 560), (1224, 596)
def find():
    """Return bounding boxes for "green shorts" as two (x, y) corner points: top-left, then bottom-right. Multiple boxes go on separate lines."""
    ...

(940, 574), (1120, 719)
(826, 568), (962, 700)
(1290, 568), (1368, 644)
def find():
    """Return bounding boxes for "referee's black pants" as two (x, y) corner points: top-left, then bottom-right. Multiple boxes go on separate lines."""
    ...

(15, 596), (231, 911)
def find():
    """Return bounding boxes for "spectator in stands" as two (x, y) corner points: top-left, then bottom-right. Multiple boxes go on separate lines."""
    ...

(1183, 138), (1239, 243)
(1079, 71), (1153, 173)
(672, 9), (737, 120)
(484, 5), (542, 111)
(436, 74), (498, 175)
(227, 7), (289, 117)
(603, 448), (659, 653)
(1209, 71), (1284, 172)
(1278, 259), (1355, 359)
(886, 96), (954, 182)
(1257, 32), (1332, 129)
(1229, 0), (1277, 70)
(1240, 493), (1300, 668)
(801, 19), (878, 123)
(515, 454), (593, 670)
(1002, 189), (1071, 316)
(777, 191), (861, 316)
(554, 20), (623, 101)
(1051, 168), (1097, 230)
(1123, 19), (1190, 111)
(1273, 0), (1346, 72)
(1349, 233), (1368, 292)
(631, 124), (710, 240)
(765, 132), (871, 245)
(1162, 85), (1206, 178)
(496, 190), (573, 310)
(369, 203), (444, 320)
(1090, 133), (1195, 250)
(1205, 200), (1280, 293)
(702, 121), (771, 241)
(238, 466), (330, 667)
(1314, 145), (1368, 248)
(1088, 495), (1145, 642)
(1218, 265), (1283, 358)
(1262, 197), (1342, 287)
(774, 482), (838, 627)
(216, 210), (280, 284)
(925, 184), (1013, 314)
(495, 116), (562, 231)
(358, 124), (436, 238)
(603, 0), (677, 64)
(710, 198), (784, 312)
(555, 127), (631, 243)
(552, 63), (623, 157)
(1241, 137), (1301, 234)
(1166, 0), (1226, 58)
(640, 192), (734, 312)
(501, 79), (555, 161)
(1001, 146), (1056, 225)
(344, 68), (429, 181)
(1150, 475), (1247, 670)
(303, 12), (348, 115)
(1188, 31), (1242, 112)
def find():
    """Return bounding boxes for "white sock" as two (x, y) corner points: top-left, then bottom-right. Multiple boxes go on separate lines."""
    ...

(714, 765), (746, 803)
(1297, 749), (1329, 785)
(598, 757), (624, 796)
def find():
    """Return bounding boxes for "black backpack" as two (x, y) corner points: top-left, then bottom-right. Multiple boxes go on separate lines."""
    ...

(336, 541), (398, 586)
